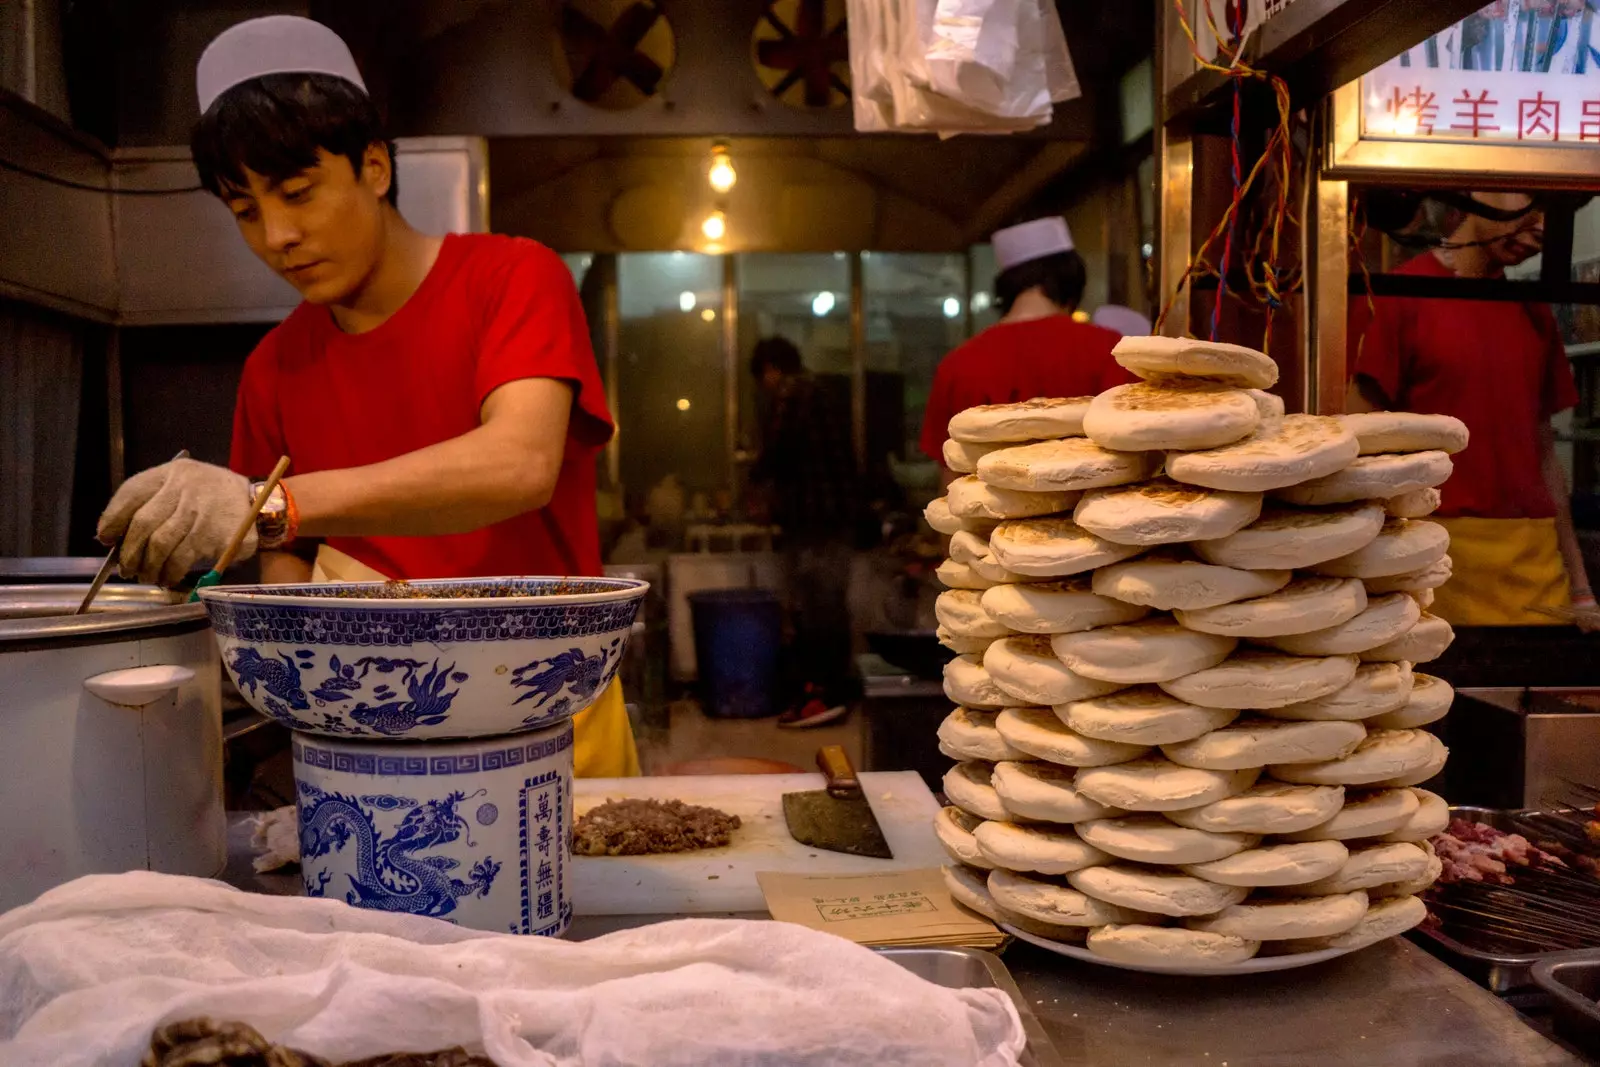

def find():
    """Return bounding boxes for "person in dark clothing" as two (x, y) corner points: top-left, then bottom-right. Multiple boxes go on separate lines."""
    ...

(749, 337), (860, 728)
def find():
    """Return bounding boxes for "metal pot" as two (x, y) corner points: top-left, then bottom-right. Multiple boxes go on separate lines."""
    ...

(0, 584), (224, 911)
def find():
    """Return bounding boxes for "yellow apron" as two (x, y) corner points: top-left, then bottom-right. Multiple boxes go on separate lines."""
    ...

(311, 545), (640, 777)
(1430, 517), (1570, 627)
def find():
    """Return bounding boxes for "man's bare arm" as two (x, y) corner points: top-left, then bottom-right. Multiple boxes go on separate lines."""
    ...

(286, 378), (574, 537)
(260, 550), (313, 584)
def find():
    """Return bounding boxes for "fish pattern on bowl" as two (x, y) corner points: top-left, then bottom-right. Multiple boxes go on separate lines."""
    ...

(201, 577), (645, 740)
(293, 720), (573, 936)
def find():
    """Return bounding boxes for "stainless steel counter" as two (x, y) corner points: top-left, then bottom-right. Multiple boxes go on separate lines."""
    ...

(223, 816), (1590, 1066)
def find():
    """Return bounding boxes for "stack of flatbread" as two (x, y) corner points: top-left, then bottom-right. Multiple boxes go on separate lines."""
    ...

(924, 336), (1463, 969)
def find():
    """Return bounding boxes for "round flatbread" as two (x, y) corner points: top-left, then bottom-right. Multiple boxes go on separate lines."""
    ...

(982, 577), (1149, 634)
(1279, 787), (1421, 842)
(1074, 479), (1263, 547)
(1174, 576), (1367, 638)
(949, 397), (1094, 444)
(1270, 730), (1445, 787)
(968, 552), (1038, 586)
(947, 475), (1079, 521)
(1182, 840), (1350, 888)
(995, 706), (1151, 768)
(1088, 924), (1260, 966)
(1194, 502), (1385, 571)
(1162, 719), (1367, 771)
(1062, 687), (1239, 747)
(937, 627), (996, 656)
(1092, 550), (1290, 611)
(1294, 842), (1432, 896)
(1279, 894), (1427, 953)
(1261, 662), (1415, 722)
(1084, 380), (1261, 452)
(1385, 487), (1442, 519)
(1111, 335), (1280, 389)
(1076, 814), (1258, 865)
(985, 635), (1126, 706)
(946, 530), (991, 566)
(943, 761), (1010, 822)
(1372, 850), (1444, 898)
(1274, 452), (1454, 506)
(991, 760), (1125, 823)
(1341, 412), (1469, 456)
(1250, 389), (1286, 426)
(990, 517), (1146, 577)
(1166, 415), (1359, 493)
(1372, 736), (1448, 788)
(936, 559), (998, 591)
(943, 438), (1005, 474)
(1074, 757), (1259, 812)
(1187, 891), (1369, 941)
(987, 867), (1160, 927)
(1364, 555), (1453, 595)
(1261, 594), (1422, 656)
(974, 820), (1110, 875)
(1161, 651), (1359, 710)
(1361, 614), (1455, 665)
(977, 437), (1160, 493)
(944, 655), (1026, 708)
(1382, 788), (1450, 844)
(935, 806), (992, 868)
(1052, 618), (1237, 684)
(936, 589), (1013, 641)
(942, 862), (1003, 920)
(925, 496), (997, 537)
(1070, 865), (1249, 917)
(1313, 519), (1450, 580)
(1166, 782), (1345, 835)
(938, 707), (1028, 763)
(1369, 673), (1453, 730)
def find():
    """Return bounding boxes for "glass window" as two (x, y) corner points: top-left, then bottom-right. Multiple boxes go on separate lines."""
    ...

(863, 252), (969, 463)
(616, 252), (727, 534)
(560, 253), (594, 286)
(969, 244), (1000, 332)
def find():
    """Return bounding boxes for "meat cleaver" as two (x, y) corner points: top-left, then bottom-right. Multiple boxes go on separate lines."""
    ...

(782, 746), (893, 859)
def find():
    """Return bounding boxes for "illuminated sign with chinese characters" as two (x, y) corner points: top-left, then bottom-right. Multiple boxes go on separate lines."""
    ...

(1361, 1), (1600, 146)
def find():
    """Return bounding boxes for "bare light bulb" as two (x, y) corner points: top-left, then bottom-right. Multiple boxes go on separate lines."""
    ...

(676, 398), (692, 412)
(701, 210), (727, 242)
(708, 147), (737, 194)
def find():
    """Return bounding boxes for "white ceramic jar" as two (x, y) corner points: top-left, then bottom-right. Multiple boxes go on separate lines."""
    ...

(292, 720), (574, 937)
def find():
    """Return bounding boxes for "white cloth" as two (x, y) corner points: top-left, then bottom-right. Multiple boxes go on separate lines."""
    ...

(0, 872), (1025, 1067)
(993, 217), (1074, 270)
(197, 15), (367, 112)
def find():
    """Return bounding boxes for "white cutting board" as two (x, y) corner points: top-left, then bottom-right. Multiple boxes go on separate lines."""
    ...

(571, 772), (945, 915)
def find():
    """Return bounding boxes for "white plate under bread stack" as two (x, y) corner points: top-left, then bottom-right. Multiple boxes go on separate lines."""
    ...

(925, 336), (1462, 973)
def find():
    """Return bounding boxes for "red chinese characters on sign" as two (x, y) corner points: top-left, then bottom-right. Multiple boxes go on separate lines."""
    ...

(1582, 101), (1600, 143)
(1450, 89), (1500, 138)
(1386, 86), (1439, 134)
(1518, 92), (1560, 141)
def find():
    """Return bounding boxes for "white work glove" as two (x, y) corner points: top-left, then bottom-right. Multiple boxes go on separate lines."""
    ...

(96, 458), (257, 587)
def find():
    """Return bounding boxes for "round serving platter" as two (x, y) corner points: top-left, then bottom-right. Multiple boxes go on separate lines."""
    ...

(1002, 924), (1359, 976)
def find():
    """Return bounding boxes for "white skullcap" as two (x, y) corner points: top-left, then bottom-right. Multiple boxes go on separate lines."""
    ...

(197, 16), (367, 114)
(992, 217), (1074, 272)
(1091, 305), (1153, 337)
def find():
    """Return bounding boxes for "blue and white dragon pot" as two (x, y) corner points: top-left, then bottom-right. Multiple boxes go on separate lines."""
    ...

(199, 577), (647, 741)
(292, 719), (574, 936)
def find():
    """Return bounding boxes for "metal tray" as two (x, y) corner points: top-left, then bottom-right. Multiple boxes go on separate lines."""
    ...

(1532, 950), (1600, 1054)
(1411, 805), (1592, 993)
(878, 947), (1063, 1067)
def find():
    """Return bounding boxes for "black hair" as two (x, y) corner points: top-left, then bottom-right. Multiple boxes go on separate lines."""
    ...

(993, 250), (1087, 315)
(191, 73), (398, 206)
(749, 335), (803, 378)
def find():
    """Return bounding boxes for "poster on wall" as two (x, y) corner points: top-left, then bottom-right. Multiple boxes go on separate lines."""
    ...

(1362, 0), (1600, 143)
(1194, 0), (1301, 65)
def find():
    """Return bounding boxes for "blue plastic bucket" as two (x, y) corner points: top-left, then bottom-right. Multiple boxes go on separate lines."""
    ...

(689, 589), (782, 718)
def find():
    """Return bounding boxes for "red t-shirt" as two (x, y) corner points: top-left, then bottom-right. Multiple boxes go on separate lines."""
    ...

(1349, 252), (1578, 519)
(919, 316), (1135, 462)
(230, 233), (612, 579)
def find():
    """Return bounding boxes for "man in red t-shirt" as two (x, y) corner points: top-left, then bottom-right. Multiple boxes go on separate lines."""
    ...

(1349, 191), (1593, 628)
(95, 17), (636, 774)
(919, 216), (1134, 473)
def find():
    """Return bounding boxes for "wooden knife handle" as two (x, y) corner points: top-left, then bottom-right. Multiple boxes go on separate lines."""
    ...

(816, 745), (860, 798)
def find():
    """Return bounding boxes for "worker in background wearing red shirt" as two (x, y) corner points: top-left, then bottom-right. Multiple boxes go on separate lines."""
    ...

(919, 216), (1134, 472)
(1349, 191), (1595, 629)
(95, 16), (637, 776)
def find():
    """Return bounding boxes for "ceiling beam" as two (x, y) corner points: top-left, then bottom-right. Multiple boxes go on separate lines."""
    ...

(960, 141), (1088, 244)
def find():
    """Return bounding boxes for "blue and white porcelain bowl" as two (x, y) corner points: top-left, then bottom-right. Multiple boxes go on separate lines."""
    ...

(200, 576), (647, 740)
(292, 721), (573, 936)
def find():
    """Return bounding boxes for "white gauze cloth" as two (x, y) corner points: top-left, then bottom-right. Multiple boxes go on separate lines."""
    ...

(0, 872), (1025, 1067)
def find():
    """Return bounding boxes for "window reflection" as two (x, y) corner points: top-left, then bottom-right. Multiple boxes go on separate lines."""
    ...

(864, 252), (969, 468)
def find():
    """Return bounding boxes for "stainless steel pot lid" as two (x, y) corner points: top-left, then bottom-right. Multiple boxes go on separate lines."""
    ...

(0, 584), (207, 643)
